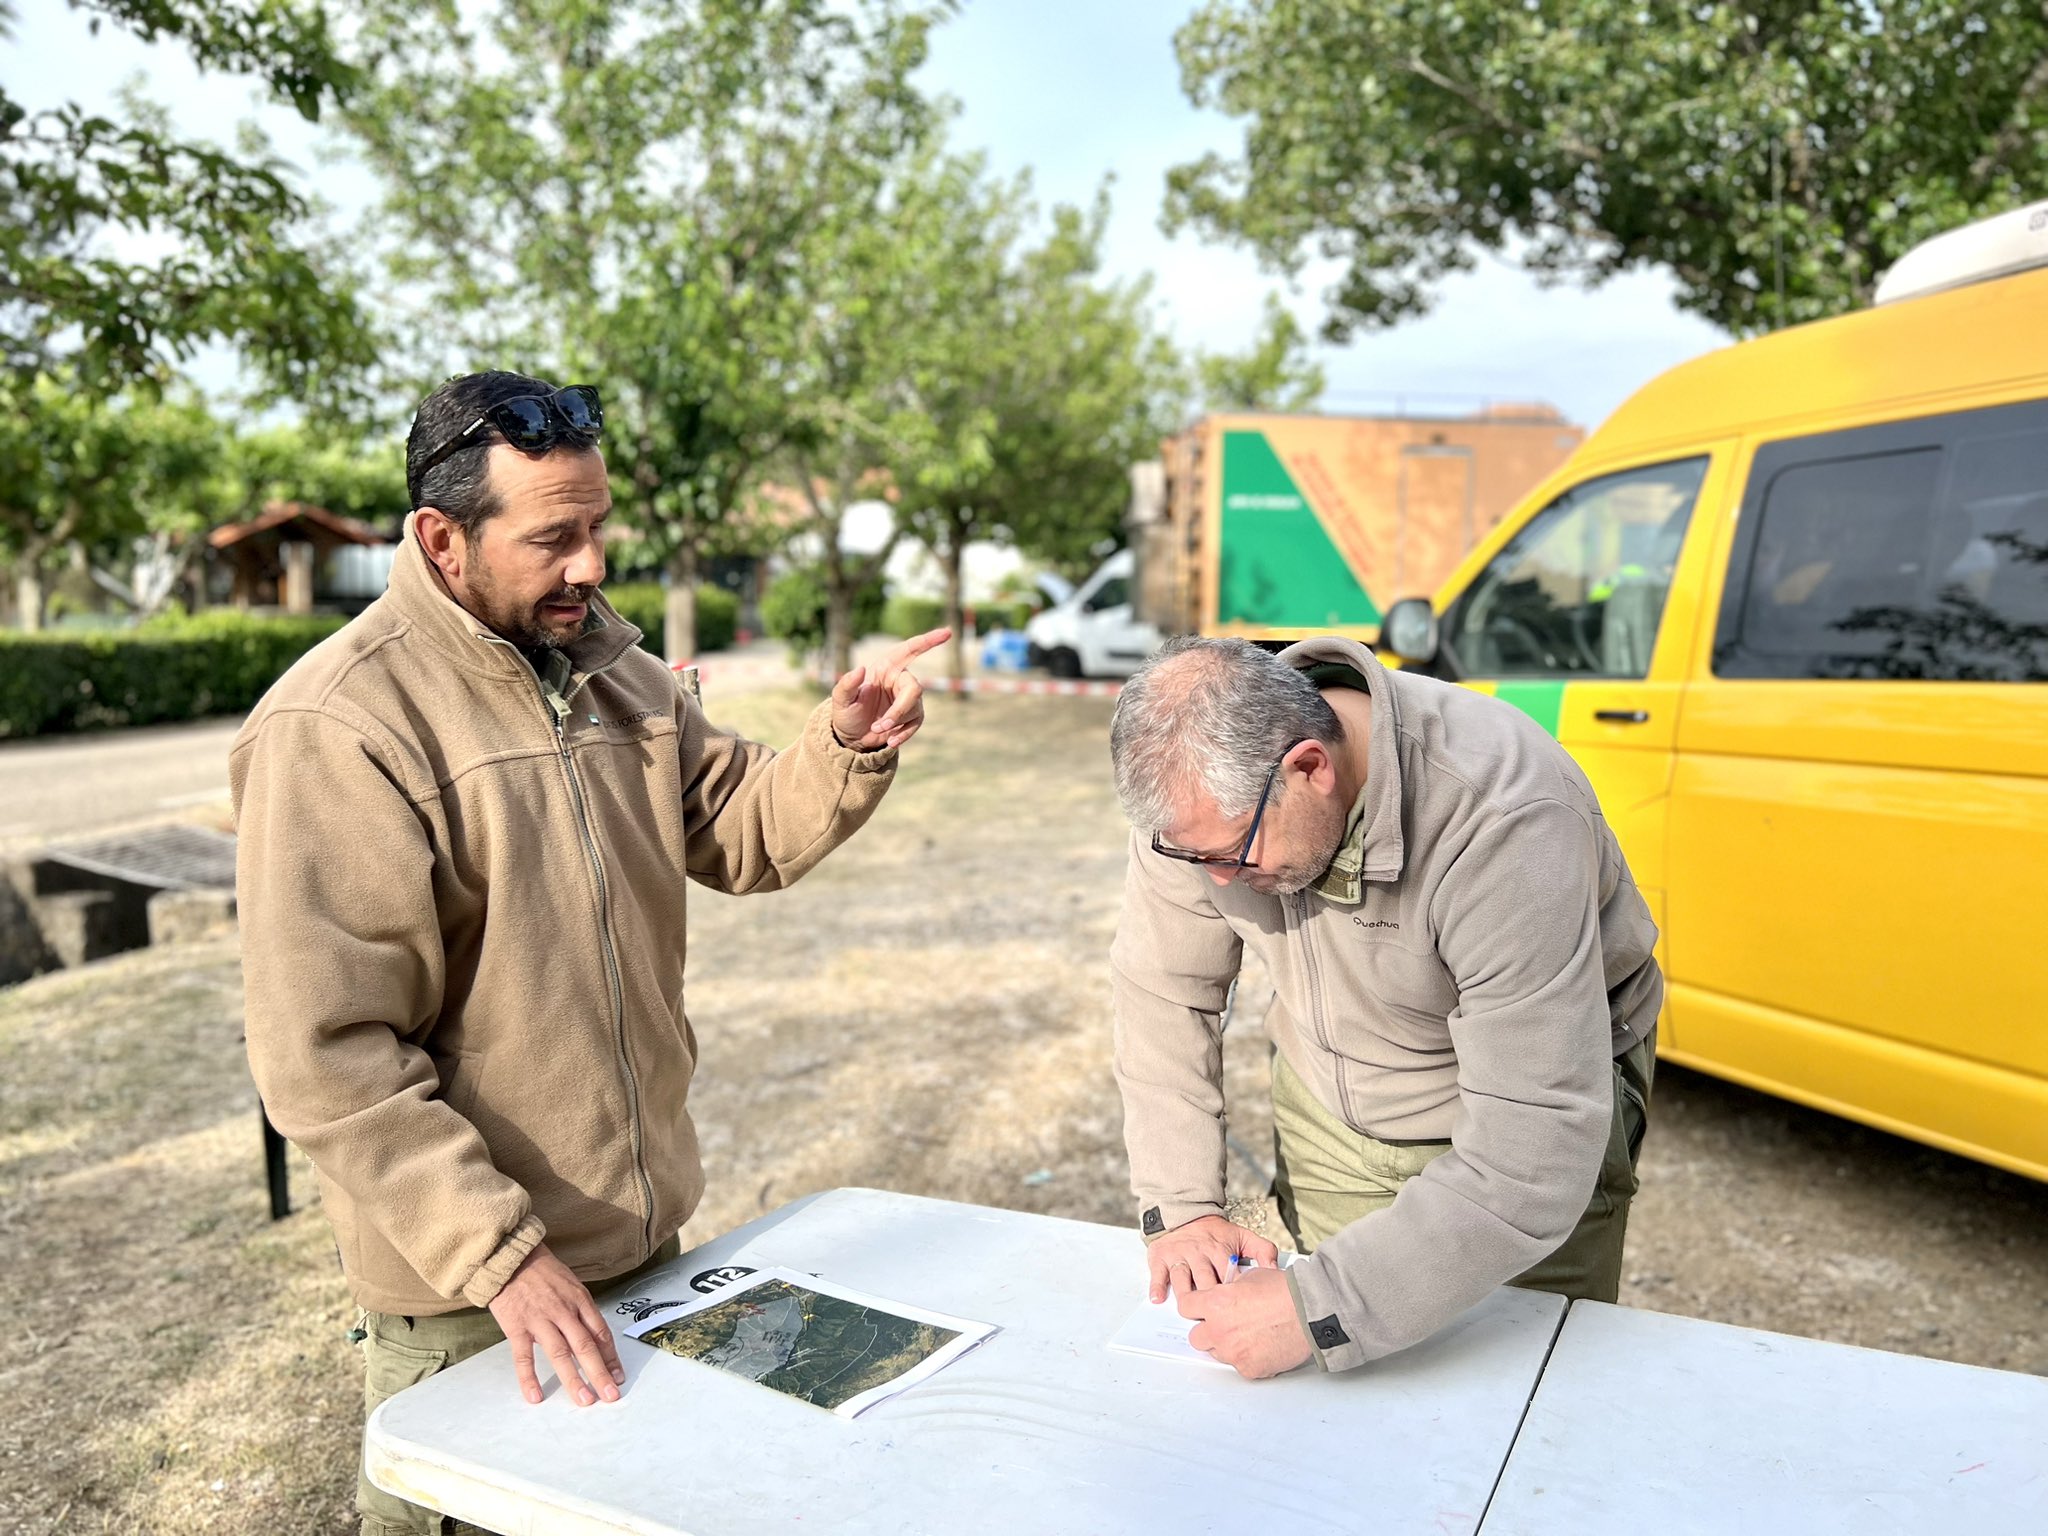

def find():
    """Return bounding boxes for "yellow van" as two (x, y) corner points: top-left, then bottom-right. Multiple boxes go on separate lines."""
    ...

(1379, 203), (2048, 1184)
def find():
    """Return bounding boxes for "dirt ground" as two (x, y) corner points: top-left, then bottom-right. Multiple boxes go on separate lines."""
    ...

(3, 688), (2045, 1533)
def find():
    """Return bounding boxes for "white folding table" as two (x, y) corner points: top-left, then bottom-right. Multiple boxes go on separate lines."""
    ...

(1482, 1300), (2048, 1534)
(367, 1187), (1568, 1535)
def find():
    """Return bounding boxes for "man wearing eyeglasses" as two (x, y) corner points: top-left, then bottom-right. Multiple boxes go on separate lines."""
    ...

(231, 370), (947, 1536)
(1107, 635), (1661, 1380)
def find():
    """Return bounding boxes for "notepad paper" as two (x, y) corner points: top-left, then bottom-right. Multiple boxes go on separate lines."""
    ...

(1107, 1254), (1297, 1370)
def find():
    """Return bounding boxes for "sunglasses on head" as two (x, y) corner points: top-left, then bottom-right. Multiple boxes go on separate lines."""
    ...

(414, 384), (604, 482)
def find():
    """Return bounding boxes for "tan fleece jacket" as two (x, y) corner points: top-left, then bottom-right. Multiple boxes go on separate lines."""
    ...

(231, 529), (896, 1315)
(1112, 638), (1662, 1371)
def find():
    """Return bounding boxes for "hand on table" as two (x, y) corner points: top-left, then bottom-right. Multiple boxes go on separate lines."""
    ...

(487, 1242), (624, 1406)
(830, 627), (951, 751)
(1179, 1267), (1314, 1379)
(1145, 1213), (1280, 1302)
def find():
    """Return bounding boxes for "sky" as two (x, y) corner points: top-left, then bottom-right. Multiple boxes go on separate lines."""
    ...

(8, 0), (1731, 432)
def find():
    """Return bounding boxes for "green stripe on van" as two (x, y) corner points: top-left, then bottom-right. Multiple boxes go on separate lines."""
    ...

(1493, 680), (1565, 737)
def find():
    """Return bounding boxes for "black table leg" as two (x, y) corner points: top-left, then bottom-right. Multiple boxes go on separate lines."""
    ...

(262, 1104), (290, 1220)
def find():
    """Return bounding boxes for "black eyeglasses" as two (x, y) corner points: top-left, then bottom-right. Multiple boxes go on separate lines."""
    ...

(1150, 739), (1306, 871)
(414, 385), (604, 481)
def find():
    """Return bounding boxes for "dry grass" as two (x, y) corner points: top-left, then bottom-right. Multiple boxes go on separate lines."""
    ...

(4, 686), (2044, 1533)
(0, 939), (361, 1533)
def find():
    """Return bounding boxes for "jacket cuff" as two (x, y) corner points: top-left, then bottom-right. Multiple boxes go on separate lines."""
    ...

(812, 700), (900, 774)
(458, 1214), (547, 1309)
(1136, 1199), (1226, 1241)
(1285, 1253), (1367, 1372)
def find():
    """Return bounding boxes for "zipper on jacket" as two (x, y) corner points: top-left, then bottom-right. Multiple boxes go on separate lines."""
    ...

(490, 634), (658, 1255)
(1293, 889), (1358, 1128)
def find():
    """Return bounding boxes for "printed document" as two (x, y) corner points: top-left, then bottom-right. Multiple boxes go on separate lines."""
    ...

(621, 1265), (997, 1418)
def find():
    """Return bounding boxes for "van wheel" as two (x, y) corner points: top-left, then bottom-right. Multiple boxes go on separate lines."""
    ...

(1046, 647), (1082, 679)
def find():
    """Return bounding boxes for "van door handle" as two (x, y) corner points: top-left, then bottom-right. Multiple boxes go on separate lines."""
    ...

(1594, 709), (1650, 724)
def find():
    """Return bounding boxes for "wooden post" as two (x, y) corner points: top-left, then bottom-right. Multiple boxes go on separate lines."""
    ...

(282, 541), (316, 615)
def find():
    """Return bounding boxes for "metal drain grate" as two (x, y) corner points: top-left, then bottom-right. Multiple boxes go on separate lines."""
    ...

(41, 824), (237, 891)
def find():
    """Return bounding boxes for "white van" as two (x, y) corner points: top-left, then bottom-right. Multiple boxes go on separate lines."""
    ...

(1024, 550), (1162, 679)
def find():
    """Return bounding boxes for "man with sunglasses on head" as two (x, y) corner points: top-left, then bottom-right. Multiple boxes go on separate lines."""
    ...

(1106, 635), (1661, 1380)
(231, 370), (947, 1536)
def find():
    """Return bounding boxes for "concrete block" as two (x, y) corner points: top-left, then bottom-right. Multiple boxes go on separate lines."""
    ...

(148, 887), (238, 946)
(0, 868), (57, 985)
(35, 890), (130, 967)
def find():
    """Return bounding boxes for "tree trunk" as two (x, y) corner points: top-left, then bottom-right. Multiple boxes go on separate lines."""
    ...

(16, 563), (44, 634)
(664, 542), (699, 665)
(823, 578), (854, 682)
(940, 514), (967, 696)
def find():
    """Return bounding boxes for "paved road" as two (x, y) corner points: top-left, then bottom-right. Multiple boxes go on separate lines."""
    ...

(0, 715), (245, 855)
(0, 637), (950, 856)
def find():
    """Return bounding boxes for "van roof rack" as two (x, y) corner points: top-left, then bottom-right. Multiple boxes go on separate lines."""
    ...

(1874, 200), (2048, 306)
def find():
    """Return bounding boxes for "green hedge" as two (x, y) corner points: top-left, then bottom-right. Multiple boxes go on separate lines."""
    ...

(881, 596), (945, 638)
(973, 600), (1035, 634)
(0, 586), (747, 739)
(602, 582), (738, 657)
(761, 567), (886, 659)
(881, 596), (1034, 637)
(0, 611), (346, 738)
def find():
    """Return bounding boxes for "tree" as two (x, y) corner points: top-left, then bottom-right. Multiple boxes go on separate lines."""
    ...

(0, 374), (408, 630)
(771, 147), (1023, 680)
(896, 187), (1185, 688)
(86, 389), (233, 620)
(221, 423), (408, 531)
(1196, 293), (1324, 411)
(339, 0), (945, 661)
(0, 0), (378, 628)
(0, 0), (375, 400)
(0, 377), (148, 627)
(1168, 1), (2048, 337)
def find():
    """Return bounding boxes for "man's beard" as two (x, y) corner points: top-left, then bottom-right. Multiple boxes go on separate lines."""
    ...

(1243, 791), (1348, 897)
(467, 554), (595, 650)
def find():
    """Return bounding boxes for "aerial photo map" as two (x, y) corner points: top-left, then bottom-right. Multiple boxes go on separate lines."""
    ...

(637, 1272), (968, 1414)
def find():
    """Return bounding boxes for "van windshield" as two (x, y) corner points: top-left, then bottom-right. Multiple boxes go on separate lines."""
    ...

(1443, 458), (1708, 679)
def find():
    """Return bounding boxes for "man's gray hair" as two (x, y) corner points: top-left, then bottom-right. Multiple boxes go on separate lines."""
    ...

(1110, 637), (1343, 833)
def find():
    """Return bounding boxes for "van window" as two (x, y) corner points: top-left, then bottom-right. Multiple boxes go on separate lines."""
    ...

(1084, 576), (1130, 613)
(1714, 403), (2048, 681)
(1442, 458), (1706, 678)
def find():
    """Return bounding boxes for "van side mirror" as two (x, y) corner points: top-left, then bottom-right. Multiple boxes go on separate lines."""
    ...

(1380, 598), (1440, 665)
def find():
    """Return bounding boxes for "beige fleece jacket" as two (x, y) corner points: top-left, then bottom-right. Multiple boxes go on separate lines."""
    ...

(231, 530), (896, 1315)
(1112, 638), (1662, 1371)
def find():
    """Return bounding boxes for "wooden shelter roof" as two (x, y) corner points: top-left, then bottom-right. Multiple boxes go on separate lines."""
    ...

(208, 501), (388, 550)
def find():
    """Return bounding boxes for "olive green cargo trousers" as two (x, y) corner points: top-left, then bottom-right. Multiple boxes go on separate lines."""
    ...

(356, 1236), (681, 1536)
(1272, 1032), (1655, 1303)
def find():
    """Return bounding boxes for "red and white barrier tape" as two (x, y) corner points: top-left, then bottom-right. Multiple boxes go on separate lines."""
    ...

(670, 659), (1120, 698)
(922, 675), (1123, 697)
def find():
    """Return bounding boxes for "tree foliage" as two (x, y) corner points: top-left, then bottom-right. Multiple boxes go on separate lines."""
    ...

(841, 171), (1182, 682)
(0, 376), (404, 627)
(1195, 293), (1324, 411)
(338, 0), (946, 660)
(220, 423), (406, 529)
(0, 377), (219, 624)
(1169, 1), (2048, 337)
(0, 0), (375, 400)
